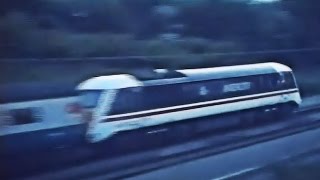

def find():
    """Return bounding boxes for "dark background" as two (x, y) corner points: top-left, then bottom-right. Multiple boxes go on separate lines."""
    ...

(0, 0), (319, 96)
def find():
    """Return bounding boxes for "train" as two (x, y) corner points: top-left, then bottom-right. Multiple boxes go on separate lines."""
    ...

(77, 62), (302, 143)
(0, 62), (302, 156)
(0, 82), (84, 156)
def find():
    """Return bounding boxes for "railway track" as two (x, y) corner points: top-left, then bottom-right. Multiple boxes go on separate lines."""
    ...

(16, 104), (320, 180)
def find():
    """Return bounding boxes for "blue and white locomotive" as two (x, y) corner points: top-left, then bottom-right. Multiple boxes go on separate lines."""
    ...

(77, 62), (302, 143)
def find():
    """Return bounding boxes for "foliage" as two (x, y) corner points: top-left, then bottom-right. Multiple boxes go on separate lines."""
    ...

(0, 0), (319, 58)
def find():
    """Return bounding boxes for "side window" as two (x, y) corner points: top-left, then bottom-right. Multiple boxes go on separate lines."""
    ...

(273, 72), (295, 90)
(110, 88), (143, 115)
(0, 109), (14, 126)
(262, 73), (296, 91)
(142, 85), (173, 109)
(110, 84), (188, 115)
(275, 72), (286, 90)
(264, 73), (280, 91)
(283, 72), (296, 89)
(248, 76), (260, 94)
(260, 75), (272, 92)
(79, 90), (102, 108)
(6, 108), (42, 125)
(109, 90), (124, 115)
(143, 83), (197, 109)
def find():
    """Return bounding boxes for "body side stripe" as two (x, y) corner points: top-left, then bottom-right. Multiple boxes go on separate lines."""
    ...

(105, 88), (299, 121)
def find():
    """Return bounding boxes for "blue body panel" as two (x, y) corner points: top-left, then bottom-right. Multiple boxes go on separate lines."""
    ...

(0, 124), (86, 156)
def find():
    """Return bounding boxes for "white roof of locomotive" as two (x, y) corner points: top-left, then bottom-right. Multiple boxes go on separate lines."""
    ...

(178, 62), (291, 80)
(77, 62), (292, 90)
(77, 74), (142, 90)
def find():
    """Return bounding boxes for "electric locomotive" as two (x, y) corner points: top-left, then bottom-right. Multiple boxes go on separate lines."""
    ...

(77, 62), (302, 143)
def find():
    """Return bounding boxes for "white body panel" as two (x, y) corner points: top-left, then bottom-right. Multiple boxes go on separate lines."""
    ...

(0, 97), (82, 136)
(87, 89), (301, 142)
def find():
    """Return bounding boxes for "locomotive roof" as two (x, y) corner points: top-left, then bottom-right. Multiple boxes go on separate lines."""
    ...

(77, 62), (292, 90)
(143, 62), (292, 86)
(178, 62), (290, 80)
(77, 75), (143, 90)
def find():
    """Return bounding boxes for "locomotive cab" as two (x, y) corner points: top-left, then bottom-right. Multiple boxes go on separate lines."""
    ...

(78, 90), (102, 123)
(77, 75), (143, 142)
